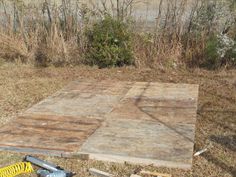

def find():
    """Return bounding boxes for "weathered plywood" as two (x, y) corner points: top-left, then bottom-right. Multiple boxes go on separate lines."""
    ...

(0, 114), (102, 153)
(106, 82), (198, 124)
(0, 80), (199, 169)
(26, 81), (133, 118)
(124, 82), (198, 103)
(107, 99), (197, 124)
(79, 82), (198, 168)
(80, 119), (195, 168)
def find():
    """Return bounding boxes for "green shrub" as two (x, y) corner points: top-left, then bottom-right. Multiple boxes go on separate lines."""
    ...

(203, 36), (221, 69)
(203, 34), (236, 69)
(85, 16), (133, 68)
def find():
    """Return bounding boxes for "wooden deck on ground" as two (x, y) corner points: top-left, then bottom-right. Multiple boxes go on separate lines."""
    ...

(0, 81), (199, 169)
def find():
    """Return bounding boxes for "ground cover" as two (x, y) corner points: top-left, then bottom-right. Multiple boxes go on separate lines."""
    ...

(0, 62), (235, 176)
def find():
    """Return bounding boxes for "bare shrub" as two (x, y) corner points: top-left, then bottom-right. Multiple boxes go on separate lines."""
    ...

(0, 0), (84, 66)
(133, 32), (183, 69)
(36, 24), (80, 67)
(0, 0), (235, 69)
(0, 32), (29, 62)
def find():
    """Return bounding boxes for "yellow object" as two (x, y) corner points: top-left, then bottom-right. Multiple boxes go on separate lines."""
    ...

(0, 162), (34, 177)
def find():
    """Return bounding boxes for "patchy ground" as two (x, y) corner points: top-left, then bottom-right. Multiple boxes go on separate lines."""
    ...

(0, 62), (235, 177)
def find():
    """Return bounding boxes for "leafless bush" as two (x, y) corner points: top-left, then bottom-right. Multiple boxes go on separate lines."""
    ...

(0, 32), (28, 62)
(0, 0), (235, 69)
(133, 0), (236, 69)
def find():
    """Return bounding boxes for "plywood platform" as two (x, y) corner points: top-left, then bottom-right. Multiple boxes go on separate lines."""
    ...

(0, 81), (199, 169)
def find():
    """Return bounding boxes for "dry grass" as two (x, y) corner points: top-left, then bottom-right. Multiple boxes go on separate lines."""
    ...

(0, 62), (235, 177)
(0, 0), (235, 68)
(0, 33), (29, 62)
(133, 33), (183, 69)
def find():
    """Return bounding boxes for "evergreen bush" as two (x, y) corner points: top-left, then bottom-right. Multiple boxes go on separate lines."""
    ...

(85, 16), (133, 68)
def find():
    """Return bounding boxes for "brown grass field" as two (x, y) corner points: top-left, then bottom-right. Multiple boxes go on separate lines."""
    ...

(0, 61), (235, 177)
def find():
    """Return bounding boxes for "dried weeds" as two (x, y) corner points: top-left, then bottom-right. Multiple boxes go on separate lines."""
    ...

(0, 62), (235, 177)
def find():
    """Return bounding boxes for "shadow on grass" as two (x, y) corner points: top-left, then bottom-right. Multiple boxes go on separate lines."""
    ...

(202, 152), (236, 176)
(197, 107), (236, 175)
(197, 110), (236, 133)
(210, 135), (236, 152)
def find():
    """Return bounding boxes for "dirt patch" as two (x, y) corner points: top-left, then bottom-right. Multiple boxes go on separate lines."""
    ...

(0, 63), (235, 177)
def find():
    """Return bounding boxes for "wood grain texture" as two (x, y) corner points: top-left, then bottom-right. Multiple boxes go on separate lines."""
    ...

(0, 80), (199, 169)
(80, 119), (194, 165)
(0, 114), (102, 152)
(26, 81), (133, 118)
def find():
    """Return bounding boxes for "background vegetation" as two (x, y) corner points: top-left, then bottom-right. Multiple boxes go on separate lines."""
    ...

(85, 16), (133, 68)
(0, 0), (235, 69)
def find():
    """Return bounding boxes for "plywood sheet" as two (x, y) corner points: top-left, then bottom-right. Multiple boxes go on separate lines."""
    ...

(80, 119), (194, 168)
(0, 114), (102, 153)
(0, 80), (199, 169)
(124, 82), (198, 102)
(107, 99), (197, 124)
(26, 81), (133, 118)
